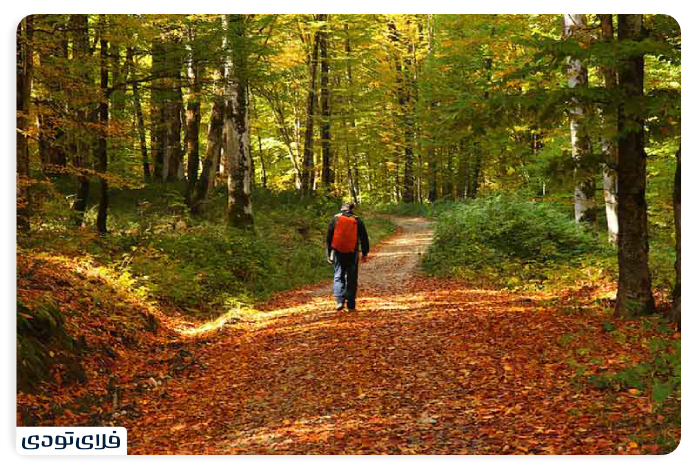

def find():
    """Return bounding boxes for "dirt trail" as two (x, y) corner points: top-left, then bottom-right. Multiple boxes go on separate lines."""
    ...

(126, 216), (659, 455)
(305, 216), (433, 308)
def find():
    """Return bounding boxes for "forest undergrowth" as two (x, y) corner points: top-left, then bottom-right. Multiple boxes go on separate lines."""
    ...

(17, 195), (680, 454)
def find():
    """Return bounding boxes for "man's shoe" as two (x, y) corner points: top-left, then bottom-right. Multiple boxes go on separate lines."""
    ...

(335, 302), (345, 311)
(347, 309), (356, 312)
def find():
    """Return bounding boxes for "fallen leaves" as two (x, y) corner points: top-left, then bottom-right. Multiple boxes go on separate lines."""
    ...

(17, 217), (680, 455)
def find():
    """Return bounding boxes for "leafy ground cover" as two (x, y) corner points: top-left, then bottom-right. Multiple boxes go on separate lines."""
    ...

(17, 216), (679, 454)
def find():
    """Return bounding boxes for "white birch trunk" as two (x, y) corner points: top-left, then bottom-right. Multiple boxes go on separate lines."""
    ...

(222, 15), (253, 226)
(564, 14), (595, 224)
(602, 138), (619, 243)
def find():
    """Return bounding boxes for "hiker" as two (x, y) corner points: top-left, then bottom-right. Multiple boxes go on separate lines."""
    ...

(326, 202), (369, 312)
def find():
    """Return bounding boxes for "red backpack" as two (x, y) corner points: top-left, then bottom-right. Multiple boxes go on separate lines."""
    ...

(331, 214), (358, 253)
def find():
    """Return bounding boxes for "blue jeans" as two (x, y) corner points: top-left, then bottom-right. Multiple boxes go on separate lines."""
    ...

(333, 250), (359, 309)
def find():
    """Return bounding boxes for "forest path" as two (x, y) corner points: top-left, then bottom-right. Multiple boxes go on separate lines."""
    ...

(127, 216), (651, 454)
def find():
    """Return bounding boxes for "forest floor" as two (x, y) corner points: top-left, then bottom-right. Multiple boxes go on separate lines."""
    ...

(18, 216), (679, 454)
(119, 216), (678, 454)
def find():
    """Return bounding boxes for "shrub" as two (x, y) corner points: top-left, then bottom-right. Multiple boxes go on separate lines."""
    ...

(422, 194), (603, 286)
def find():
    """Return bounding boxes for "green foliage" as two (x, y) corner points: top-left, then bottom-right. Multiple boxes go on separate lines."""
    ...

(587, 336), (680, 406)
(372, 199), (457, 218)
(21, 186), (395, 318)
(17, 296), (77, 391)
(422, 195), (603, 287)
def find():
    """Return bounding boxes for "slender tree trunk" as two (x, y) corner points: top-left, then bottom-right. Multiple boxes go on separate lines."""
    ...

(151, 39), (166, 180)
(564, 14), (596, 224)
(599, 14), (619, 243)
(403, 42), (415, 203)
(615, 14), (655, 316)
(301, 23), (321, 196)
(257, 134), (268, 188)
(110, 43), (126, 115)
(70, 14), (92, 226)
(469, 152), (482, 198)
(127, 47), (150, 180)
(428, 158), (437, 202)
(36, 17), (68, 175)
(17, 16), (34, 232)
(223, 14), (253, 227)
(344, 23), (360, 203)
(192, 97), (224, 214)
(670, 146), (680, 327)
(96, 16), (109, 234)
(185, 38), (202, 205)
(166, 48), (184, 182)
(388, 21), (415, 203)
(318, 14), (333, 189)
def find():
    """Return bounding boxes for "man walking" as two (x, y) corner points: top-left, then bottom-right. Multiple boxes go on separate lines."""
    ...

(326, 202), (369, 312)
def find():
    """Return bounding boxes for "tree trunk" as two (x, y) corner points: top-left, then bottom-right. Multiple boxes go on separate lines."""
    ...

(151, 39), (166, 180)
(192, 97), (224, 214)
(388, 21), (415, 203)
(301, 22), (321, 196)
(428, 158), (437, 202)
(166, 48), (184, 182)
(469, 152), (482, 198)
(17, 15), (34, 232)
(599, 14), (619, 243)
(96, 17), (109, 234)
(344, 23), (360, 203)
(36, 16), (68, 175)
(223, 14), (253, 228)
(110, 43), (126, 116)
(615, 14), (655, 317)
(318, 14), (333, 189)
(127, 47), (150, 180)
(257, 134), (268, 188)
(185, 38), (202, 205)
(70, 14), (92, 226)
(564, 14), (595, 224)
(671, 146), (680, 327)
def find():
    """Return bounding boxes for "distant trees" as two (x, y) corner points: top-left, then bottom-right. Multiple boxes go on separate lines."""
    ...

(15, 14), (681, 321)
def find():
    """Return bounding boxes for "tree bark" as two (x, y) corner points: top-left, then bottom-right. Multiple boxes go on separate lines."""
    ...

(428, 158), (437, 202)
(301, 21), (321, 196)
(223, 14), (253, 228)
(318, 14), (333, 189)
(615, 14), (655, 316)
(17, 15), (34, 232)
(185, 36), (202, 205)
(166, 44), (184, 182)
(127, 47), (150, 180)
(388, 21), (415, 203)
(96, 16), (109, 234)
(257, 133), (268, 188)
(344, 22), (360, 203)
(599, 14), (619, 243)
(563, 14), (596, 224)
(151, 39), (166, 180)
(671, 146), (680, 327)
(192, 97), (224, 214)
(36, 16), (68, 174)
(70, 14), (92, 226)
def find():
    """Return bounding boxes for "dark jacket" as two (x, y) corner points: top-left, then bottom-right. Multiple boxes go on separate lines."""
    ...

(326, 210), (369, 257)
